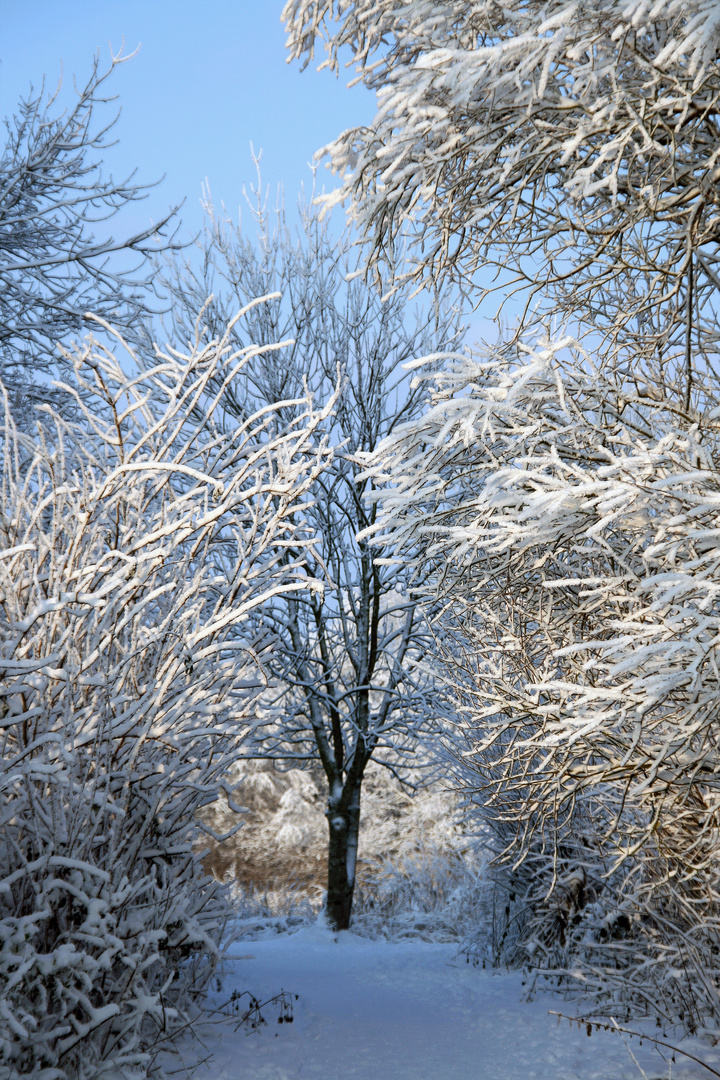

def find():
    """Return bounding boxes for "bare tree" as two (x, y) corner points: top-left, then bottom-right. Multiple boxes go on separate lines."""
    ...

(0, 303), (334, 1078)
(157, 181), (460, 929)
(0, 48), (181, 407)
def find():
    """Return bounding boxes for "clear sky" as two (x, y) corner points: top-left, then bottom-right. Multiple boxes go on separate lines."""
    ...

(0, 1), (374, 241)
(0, 3), (490, 343)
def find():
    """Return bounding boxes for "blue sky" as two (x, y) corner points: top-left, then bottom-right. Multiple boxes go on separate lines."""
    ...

(0, 1), (374, 240)
(0, 3), (491, 343)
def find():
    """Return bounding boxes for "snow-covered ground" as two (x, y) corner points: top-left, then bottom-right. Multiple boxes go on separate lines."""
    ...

(199, 923), (718, 1080)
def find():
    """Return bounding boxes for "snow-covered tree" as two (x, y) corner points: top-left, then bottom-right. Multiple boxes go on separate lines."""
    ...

(156, 180), (460, 929)
(284, 0), (720, 406)
(364, 335), (720, 1035)
(0, 305), (333, 1078)
(0, 49), (180, 409)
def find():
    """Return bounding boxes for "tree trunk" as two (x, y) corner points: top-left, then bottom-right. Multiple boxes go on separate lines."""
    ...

(325, 782), (361, 931)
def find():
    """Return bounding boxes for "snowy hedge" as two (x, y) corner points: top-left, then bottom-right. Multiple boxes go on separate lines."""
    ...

(367, 338), (720, 1036)
(0, 310), (332, 1078)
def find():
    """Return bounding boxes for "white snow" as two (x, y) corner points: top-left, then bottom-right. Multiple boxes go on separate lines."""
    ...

(202, 922), (717, 1080)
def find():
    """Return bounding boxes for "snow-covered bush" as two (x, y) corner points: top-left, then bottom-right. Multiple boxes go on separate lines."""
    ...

(351, 844), (490, 945)
(0, 309), (332, 1078)
(366, 336), (720, 1035)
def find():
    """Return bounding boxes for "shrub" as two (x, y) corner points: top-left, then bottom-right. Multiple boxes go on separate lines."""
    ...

(0, 309), (332, 1078)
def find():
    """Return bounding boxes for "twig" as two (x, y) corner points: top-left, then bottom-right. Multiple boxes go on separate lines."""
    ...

(550, 1011), (720, 1079)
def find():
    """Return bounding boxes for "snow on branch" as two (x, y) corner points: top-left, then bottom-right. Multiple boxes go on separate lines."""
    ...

(0, 306), (334, 1078)
(365, 336), (720, 1035)
(284, 0), (720, 401)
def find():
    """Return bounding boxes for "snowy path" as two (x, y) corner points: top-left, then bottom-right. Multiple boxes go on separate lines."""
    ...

(201, 925), (716, 1080)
